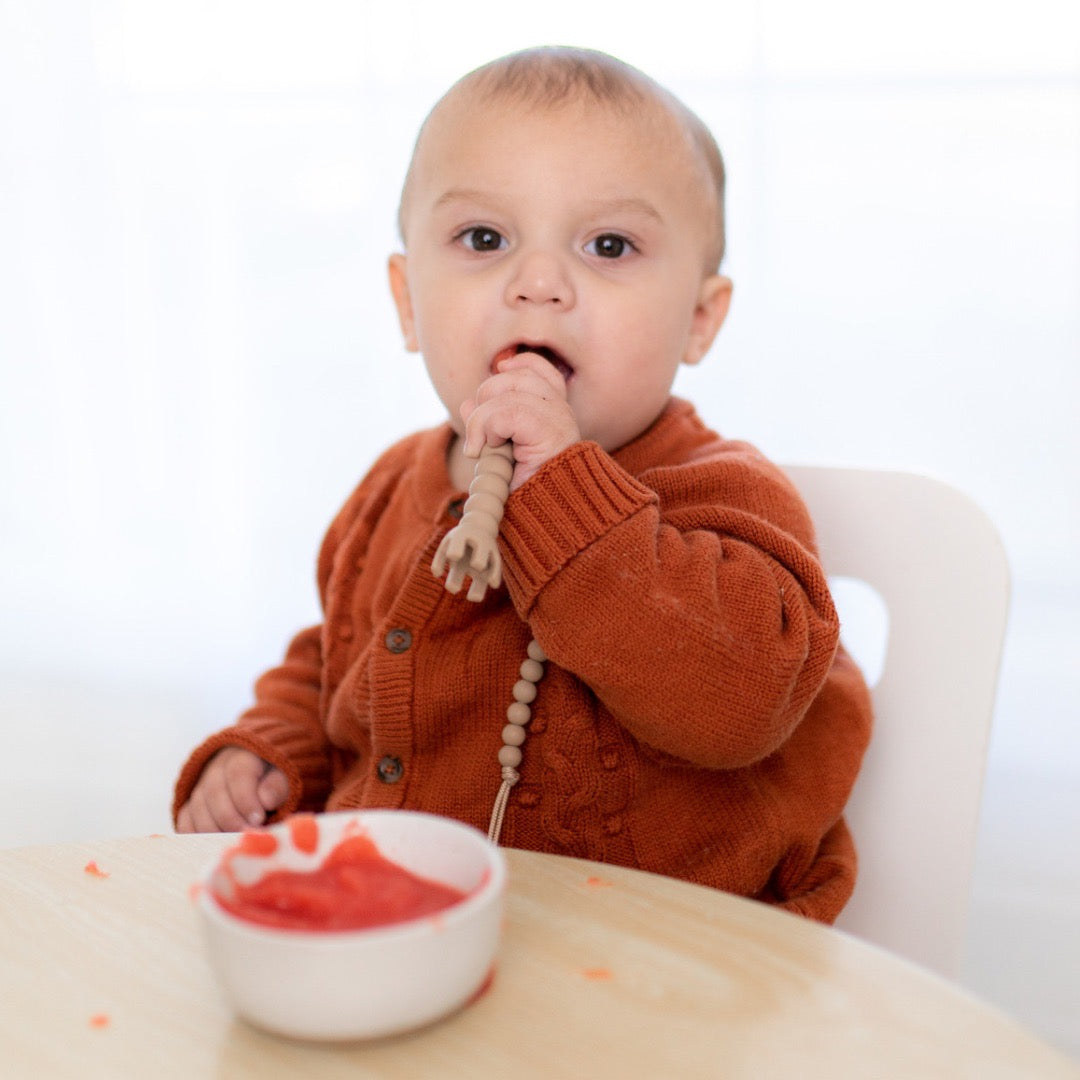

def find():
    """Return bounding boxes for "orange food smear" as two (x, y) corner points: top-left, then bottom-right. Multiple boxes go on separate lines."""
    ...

(212, 829), (469, 932)
(89, 1013), (110, 1029)
(584, 876), (613, 888)
(581, 968), (614, 981)
(288, 813), (319, 854)
(213, 827), (281, 888)
(83, 861), (109, 878)
(238, 829), (279, 857)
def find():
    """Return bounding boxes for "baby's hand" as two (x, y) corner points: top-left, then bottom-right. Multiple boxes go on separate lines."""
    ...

(461, 351), (580, 489)
(175, 747), (289, 833)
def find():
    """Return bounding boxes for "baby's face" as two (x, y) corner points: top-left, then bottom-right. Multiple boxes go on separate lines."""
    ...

(390, 91), (731, 454)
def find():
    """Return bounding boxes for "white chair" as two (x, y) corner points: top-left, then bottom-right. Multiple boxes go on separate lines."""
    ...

(783, 466), (1010, 979)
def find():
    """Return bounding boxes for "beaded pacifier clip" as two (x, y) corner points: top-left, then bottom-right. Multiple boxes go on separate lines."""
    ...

(431, 442), (546, 843)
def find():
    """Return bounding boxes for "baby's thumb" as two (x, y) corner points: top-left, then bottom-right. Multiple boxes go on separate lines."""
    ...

(257, 767), (290, 812)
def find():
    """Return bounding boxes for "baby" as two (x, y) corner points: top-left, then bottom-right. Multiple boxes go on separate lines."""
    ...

(174, 46), (872, 923)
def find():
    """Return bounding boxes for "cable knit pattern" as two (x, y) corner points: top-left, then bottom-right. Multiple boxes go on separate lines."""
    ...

(173, 398), (872, 923)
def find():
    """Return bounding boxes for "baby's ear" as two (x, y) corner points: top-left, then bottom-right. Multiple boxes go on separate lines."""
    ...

(387, 254), (419, 352)
(683, 275), (733, 366)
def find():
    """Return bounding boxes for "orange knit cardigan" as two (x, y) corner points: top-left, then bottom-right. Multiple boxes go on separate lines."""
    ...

(174, 398), (872, 922)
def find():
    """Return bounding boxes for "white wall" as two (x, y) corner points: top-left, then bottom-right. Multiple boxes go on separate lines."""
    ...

(2, 1), (1077, 846)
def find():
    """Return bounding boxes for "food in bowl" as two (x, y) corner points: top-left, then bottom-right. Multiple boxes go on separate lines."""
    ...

(211, 816), (469, 932)
(194, 810), (506, 1041)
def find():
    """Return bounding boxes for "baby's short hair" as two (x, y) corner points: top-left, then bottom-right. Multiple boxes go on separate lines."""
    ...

(399, 46), (727, 272)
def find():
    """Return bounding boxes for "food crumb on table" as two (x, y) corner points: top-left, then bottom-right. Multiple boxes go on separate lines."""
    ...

(83, 861), (109, 879)
(88, 1013), (110, 1029)
(584, 876), (614, 889)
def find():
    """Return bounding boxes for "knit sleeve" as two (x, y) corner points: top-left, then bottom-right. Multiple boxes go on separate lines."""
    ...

(499, 439), (840, 769)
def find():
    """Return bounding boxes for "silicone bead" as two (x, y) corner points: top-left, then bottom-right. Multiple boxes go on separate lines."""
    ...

(484, 448), (515, 483)
(506, 702), (532, 726)
(512, 679), (538, 704)
(498, 745), (523, 768)
(519, 658), (545, 683)
(502, 724), (527, 747)
(462, 490), (506, 521)
(469, 472), (509, 498)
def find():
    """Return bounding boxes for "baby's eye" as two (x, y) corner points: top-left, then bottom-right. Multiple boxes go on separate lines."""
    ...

(586, 233), (633, 259)
(458, 227), (506, 252)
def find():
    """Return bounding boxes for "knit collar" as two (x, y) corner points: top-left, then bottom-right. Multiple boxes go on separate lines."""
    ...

(406, 424), (461, 523)
(611, 397), (704, 476)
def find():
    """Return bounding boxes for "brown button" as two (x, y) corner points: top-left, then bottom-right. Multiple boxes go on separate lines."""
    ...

(447, 499), (465, 520)
(377, 755), (404, 783)
(336, 620), (353, 641)
(384, 628), (412, 653)
(602, 815), (623, 835)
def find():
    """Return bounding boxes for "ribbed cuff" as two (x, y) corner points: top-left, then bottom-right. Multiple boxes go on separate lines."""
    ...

(500, 441), (655, 611)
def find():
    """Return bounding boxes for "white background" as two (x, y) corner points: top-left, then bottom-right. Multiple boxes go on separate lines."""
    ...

(1, 0), (1077, 1057)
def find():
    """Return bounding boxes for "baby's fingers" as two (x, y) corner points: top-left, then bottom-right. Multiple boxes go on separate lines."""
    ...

(176, 802), (195, 833)
(492, 351), (569, 397)
(257, 767), (289, 813)
(181, 747), (272, 832)
(178, 788), (236, 834)
(216, 750), (272, 828)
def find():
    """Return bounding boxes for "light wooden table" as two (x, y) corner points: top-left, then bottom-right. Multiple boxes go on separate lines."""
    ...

(0, 834), (1074, 1078)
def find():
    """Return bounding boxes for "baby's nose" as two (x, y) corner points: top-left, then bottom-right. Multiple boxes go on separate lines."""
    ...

(504, 249), (576, 309)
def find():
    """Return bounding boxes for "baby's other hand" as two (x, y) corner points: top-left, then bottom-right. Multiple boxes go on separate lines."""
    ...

(461, 351), (580, 489)
(175, 747), (289, 833)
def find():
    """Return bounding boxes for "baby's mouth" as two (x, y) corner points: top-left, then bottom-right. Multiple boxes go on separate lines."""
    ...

(495, 343), (574, 383)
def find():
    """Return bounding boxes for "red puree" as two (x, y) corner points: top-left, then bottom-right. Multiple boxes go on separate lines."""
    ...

(213, 828), (468, 932)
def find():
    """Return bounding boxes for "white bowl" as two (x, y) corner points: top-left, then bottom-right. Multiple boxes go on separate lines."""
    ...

(194, 810), (506, 1041)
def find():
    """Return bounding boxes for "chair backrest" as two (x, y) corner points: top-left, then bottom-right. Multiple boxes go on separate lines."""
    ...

(782, 466), (1010, 978)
